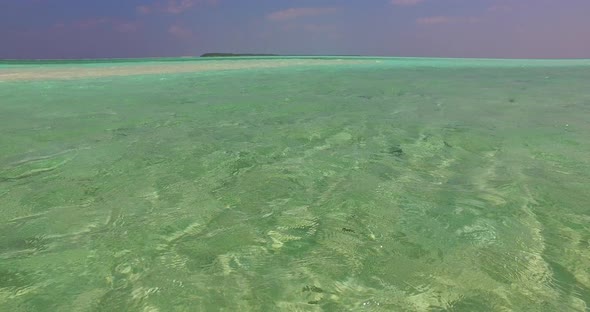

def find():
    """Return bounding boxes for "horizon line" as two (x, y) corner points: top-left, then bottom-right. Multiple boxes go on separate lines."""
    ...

(2, 55), (590, 63)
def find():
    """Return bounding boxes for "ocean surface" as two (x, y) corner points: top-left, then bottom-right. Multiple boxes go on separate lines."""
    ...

(1, 57), (589, 311)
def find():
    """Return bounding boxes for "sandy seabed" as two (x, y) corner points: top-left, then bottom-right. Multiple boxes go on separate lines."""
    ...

(0, 58), (368, 81)
(2, 57), (589, 311)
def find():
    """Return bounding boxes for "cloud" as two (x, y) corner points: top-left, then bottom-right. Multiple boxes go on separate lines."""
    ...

(54, 18), (141, 33)
(278, 23), (339, 35)
(487, 5), (512, 13)
(416, 16), (452, 25)
(416, 16), (481, 25)
(137, 0), (218, 15)
(114, 22), (141, 33)
(302, 24), (338, 33)
(168, 25), (193, 39)
(391, 0), (424, 6)
(52, 22), (66, 29)
(164, 0), (197, 14)
(74, 17), (111, 29)
(267, 7), (338, 22)
(137, 5), (152, 14)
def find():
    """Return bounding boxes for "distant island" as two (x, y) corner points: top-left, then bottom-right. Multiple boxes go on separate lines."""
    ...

(200, 53), (279, 57)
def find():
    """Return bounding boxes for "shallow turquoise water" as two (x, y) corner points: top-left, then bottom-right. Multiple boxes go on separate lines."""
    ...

(1, 58), (590, 311)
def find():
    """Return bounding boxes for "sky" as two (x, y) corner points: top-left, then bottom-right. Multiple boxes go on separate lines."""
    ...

(1, 0), (589, 59)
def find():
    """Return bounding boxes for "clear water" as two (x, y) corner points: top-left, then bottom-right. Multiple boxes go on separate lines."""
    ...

(1, 57), (590, 311)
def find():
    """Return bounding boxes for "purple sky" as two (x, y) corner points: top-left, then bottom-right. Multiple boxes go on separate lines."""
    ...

(1, 0), (589, 59)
